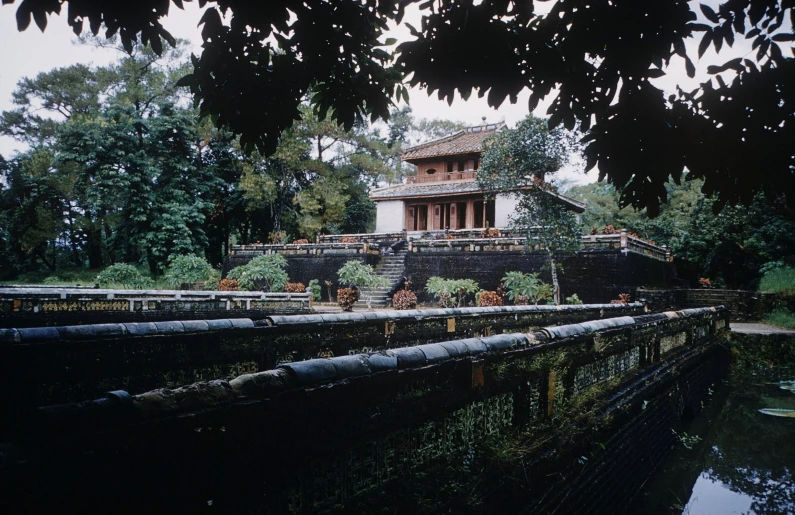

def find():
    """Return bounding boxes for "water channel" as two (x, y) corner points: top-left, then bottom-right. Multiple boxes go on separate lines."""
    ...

(631, 369), (795, 515)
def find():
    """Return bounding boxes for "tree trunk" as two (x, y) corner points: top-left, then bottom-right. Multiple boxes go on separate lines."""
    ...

(86, 224), (104, 269)
(548, 249), (561, 305)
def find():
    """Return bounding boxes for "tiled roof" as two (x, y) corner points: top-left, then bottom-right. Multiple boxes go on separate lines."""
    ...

(369, 181), (586, 213)
(401, 122), (505, 162)
(370, 181), (483, 199)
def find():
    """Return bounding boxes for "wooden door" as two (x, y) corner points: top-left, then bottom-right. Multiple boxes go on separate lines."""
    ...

(433, 204), (442, 230)
(407, 206), (415, 231)
(449, 204), (458, 229)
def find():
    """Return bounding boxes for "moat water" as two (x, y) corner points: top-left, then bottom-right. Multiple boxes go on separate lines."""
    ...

(631, 373), (795, 515)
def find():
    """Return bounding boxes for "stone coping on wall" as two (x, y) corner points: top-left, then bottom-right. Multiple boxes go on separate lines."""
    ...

(0, 287), (311, 301)
(0, 288), (311, 315)
(230, 242), (378, 255)
(0, 303), (645, 344)
(231, 232), (672, 261)
(27, 306), (726, 420)
(267, 302), (643, 325)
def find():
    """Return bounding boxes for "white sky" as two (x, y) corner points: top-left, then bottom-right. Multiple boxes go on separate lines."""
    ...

(0, 1), (755, 186)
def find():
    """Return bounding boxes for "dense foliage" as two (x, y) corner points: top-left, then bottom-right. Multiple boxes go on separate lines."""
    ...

(0, 38), (448, 281)
(163, 254), (218, 289)
(6, 0), (794, 214)
(479, 116), (582, 303)
(95, 263), (151, 289)
(568, 179), (795, 288)
(226, 254), (289, 292)
(501, 271), (554, 306)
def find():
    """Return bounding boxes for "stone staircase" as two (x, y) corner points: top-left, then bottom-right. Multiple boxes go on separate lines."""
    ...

(357, 248), (408, 308)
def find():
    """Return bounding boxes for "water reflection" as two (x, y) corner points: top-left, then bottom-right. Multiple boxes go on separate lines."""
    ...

(633, 376), (795, 515)
(685, 472), (755, 515)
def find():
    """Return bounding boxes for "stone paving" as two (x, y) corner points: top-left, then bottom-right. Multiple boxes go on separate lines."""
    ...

(731, 322), (795, 335)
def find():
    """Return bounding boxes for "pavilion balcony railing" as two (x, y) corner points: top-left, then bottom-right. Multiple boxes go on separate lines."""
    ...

(406, 171), (478, 184)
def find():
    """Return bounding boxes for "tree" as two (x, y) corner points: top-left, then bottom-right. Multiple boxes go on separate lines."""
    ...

(478, 115), (582, 304)
(0, 150), (68, 273)
(5, 0), (794, 215)
(568, 177), (795, 288)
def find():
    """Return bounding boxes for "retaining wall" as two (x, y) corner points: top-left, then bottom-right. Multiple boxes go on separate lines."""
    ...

(1, 307), (729, 514)
(224, 248), (676, 305)
(407, 249), (674, 304)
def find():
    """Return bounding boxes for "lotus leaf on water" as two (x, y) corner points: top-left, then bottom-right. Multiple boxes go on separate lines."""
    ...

(758, 408), (795, 418)
(777, 380), (795, 394)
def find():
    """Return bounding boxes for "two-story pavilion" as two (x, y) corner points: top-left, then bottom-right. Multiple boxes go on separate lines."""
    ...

(370, 122), (585, 233)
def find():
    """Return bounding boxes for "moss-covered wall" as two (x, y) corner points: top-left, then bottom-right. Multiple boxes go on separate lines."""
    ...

(1, 308), (729, 514)
(0, 304), (643, 410)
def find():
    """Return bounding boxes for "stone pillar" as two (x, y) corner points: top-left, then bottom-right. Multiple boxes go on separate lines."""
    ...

(620, 229), (628, 254)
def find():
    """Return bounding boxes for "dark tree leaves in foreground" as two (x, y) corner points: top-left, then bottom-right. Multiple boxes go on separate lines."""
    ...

(4, 0), (794, 215)
(478, 116), (582, 304)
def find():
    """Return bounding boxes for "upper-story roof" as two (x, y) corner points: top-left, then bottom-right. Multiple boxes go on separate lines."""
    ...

(401, 122), (505, 163)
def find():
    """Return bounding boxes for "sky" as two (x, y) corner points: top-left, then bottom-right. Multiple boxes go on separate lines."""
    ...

(0, 1), (754, 187)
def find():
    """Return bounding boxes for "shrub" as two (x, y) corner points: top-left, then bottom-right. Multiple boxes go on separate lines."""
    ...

(337, 261), (389, 309)
(565, 293), (583, 305)
(425, 277), (480, 308)
(339, 236), (359, 243)
(477, 290), (503, 307)
(481, 227), (501, 238)
(268, 231), (287, 244)
(501, 271), (552, 305)
(95, 263), (151, 289)
(392, 289), (418, 310)
(292, 239), (309, 245)
(337, 261), (386, 289)
(227, 254), (289, 291)
(611, 293), (632, 304)
(163, 254), (218, 289)
(218, 278), (238, 291)
(308, 279), (322, 301)
(337, 287), (360, 311)
(698, 277), (712, 289)
(759, 266), (795, 294)
(285, 282), (306, 293)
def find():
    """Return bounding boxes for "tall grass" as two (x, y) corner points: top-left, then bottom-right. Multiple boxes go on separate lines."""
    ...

(758, 267), (795, 294)
(764, 308), (795, 330)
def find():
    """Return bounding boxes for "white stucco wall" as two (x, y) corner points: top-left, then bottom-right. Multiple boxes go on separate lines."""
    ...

(494, 192), (521, 228)
(375, 200), (405, 232)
